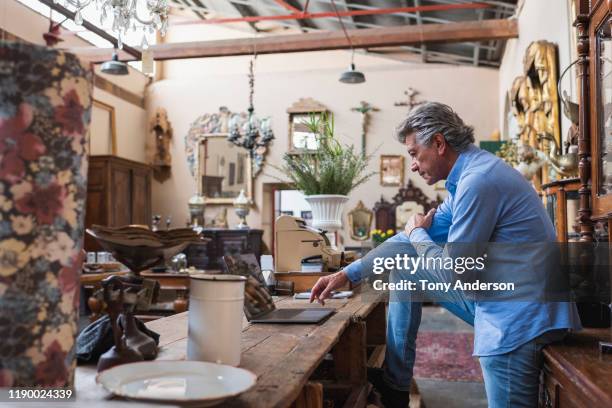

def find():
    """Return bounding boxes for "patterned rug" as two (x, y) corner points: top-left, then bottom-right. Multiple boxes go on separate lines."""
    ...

(413, 331), (483, 382)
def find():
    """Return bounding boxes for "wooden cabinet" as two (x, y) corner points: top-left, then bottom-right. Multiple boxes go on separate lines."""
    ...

(85, 155), (152, 251)
(538, 3), (612, 407)
(185, 228), (264, 270)
(588, 1), (612, 220)
(539, 330), (612, 408)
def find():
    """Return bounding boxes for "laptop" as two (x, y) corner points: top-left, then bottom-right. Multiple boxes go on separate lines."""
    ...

(223, 254), (334, 324)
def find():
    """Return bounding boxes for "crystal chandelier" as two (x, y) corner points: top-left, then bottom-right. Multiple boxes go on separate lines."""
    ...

(59, 0), (169, 49)
(227, 56), (274, 176)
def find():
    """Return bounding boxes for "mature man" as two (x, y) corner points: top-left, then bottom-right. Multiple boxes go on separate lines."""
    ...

(309, 102), (581, 408)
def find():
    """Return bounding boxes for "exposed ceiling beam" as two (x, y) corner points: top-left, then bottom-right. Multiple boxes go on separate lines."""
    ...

(172, 2), (491, 25)
(37, 0), (141, 59)
(71, 18), (517, 63)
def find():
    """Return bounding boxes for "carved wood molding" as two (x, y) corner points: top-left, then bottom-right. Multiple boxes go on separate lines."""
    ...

(575, 10), (593, 241)
(373, 180), (442, 233)
(392, 180), (441, 211)
(286, 98), (328, 114)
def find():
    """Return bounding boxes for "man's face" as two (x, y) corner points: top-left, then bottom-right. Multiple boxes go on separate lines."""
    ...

(404, 133), (447, 185)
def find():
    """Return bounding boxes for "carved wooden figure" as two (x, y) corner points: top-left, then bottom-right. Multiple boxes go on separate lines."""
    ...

(149, 108), (173, 180)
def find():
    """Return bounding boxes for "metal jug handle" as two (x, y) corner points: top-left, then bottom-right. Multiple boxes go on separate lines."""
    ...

(557, 59), (579, 102)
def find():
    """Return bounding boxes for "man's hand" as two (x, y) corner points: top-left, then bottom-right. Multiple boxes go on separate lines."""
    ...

(309, 270), (349, 305)
(404, 208), (436, 237)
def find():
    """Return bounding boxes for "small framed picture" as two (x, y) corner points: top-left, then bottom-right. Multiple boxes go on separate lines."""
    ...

(281, 210), (294, 216)
(380, 155), (404, 186)
(90, 100), (117, 155)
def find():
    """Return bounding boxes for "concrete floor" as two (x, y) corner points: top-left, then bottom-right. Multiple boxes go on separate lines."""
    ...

(415, 306), (487, 408)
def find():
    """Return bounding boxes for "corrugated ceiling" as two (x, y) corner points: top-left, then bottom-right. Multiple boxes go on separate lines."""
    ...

(170, 0), (518, 67)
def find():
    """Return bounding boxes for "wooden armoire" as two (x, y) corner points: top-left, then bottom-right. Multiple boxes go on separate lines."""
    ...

(538, 2), (612, 407)
(84, 155), (152, 251)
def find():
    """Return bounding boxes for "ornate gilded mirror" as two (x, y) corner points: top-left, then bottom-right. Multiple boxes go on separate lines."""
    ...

(185, 107), (254, 204)
(347, 200), (373, 241)
(287, 98), (329, 153)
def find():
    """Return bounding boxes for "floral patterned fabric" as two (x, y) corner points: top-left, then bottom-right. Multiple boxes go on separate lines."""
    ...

(0, 41), (93, 387)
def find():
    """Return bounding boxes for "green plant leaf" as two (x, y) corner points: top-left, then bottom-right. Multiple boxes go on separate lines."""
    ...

(279, 112), (375, 195)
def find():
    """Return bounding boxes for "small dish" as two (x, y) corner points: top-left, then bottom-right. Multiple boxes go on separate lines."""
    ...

(96, 360), (257, 407)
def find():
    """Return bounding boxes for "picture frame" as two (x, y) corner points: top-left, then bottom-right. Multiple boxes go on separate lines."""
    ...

(89, 100), (117, 155)
(380, 155), (404, 186)
(300, 210), (312, 220)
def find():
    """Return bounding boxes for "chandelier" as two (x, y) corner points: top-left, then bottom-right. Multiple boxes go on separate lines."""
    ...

(227, 56), (274, 176)
(61, 0), (170, 49)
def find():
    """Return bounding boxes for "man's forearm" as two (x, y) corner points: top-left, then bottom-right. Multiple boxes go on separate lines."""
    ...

(343, 232), (414, 283)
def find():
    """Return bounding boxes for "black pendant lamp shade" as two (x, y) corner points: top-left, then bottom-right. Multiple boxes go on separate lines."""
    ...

(339, 63), (366, 84)
(101, 50), (129, 76)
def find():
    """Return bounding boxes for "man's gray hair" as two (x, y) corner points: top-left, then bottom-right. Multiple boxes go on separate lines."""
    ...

(395, 102), (474, 152)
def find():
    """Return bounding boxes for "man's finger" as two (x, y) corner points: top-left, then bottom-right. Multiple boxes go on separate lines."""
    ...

(319, 284), (335, 306)
(309, 279), (324, 303)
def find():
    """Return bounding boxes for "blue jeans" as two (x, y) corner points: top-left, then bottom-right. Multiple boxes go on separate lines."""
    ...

(383, 268), (560, 408)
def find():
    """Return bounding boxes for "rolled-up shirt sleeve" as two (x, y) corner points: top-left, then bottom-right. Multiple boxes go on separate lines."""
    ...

(343, 197), (452, 283)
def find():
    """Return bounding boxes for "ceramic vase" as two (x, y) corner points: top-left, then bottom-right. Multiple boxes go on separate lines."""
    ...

(304, 194), (349, 231)
(0, 42), (93, 387)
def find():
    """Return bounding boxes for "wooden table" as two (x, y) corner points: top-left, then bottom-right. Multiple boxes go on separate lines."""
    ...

(140, 271), (192, 313)
(73, 287), (415, 408)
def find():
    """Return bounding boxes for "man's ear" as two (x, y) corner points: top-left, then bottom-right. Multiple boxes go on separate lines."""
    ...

(434, 133), (446, 155)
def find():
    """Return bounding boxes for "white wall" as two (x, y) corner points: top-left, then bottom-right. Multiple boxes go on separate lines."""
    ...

(498, 0), (575, 140)
(148, 24), (499, 246)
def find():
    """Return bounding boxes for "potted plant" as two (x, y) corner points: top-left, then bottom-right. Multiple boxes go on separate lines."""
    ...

(281, 113), (374, 232)
(371, 229), (395, 247)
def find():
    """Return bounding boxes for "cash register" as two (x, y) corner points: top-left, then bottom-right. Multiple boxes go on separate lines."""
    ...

(274, 215), (355, 291)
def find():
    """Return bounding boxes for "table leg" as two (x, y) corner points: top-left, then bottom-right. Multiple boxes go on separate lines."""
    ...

(366, 302), (386, 346)
(291, 382), (323, 408)
(333, 320), (367, 385)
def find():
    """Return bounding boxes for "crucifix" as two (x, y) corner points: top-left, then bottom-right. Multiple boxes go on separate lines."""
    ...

(351, 101), (379, 156)
(394, 87), (425, 110)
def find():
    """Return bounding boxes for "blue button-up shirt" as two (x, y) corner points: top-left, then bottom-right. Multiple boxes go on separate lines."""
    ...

(345, 145), (581, 356)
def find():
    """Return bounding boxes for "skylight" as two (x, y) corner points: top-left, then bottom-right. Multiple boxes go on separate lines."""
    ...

(14, 0), (156, 71)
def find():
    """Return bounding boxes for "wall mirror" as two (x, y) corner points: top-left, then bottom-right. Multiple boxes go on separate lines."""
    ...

(287, 98), (329, 153)
(198, 135), (253, 204)
(185, 107), (254, 205)
(347, 200), (373, 241)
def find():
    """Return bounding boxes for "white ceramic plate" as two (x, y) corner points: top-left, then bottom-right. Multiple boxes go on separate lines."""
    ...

(96, 360), (257, 407)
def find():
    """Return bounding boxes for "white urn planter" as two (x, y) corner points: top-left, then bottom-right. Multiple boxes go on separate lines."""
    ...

(304, 195), (349, 231)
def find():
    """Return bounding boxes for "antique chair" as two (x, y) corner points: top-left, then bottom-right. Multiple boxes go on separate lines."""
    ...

(373, 180), (442, 234)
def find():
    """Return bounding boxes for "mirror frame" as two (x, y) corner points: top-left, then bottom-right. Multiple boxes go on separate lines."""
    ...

(287, 97), (329, 153)
(196, 134), (253, 205)
(347, 200), (373, 241)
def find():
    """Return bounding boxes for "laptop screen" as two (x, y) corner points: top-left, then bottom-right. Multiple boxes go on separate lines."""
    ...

(223, 254), (275, 320)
